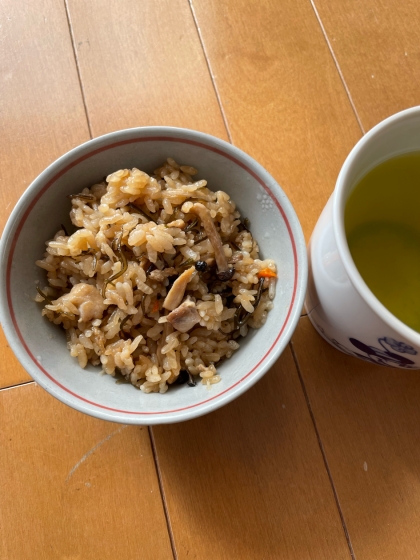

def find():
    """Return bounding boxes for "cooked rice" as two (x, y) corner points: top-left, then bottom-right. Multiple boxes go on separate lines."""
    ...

(35, 159), (276, 393)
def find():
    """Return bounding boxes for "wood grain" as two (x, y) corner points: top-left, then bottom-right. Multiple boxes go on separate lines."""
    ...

(0, 0), (90, 388)
(190, 0), (362, 240)
(0, 383), (173, 560)
(66, 0), (228, 139)
(312, 0), (420, 131)
(0, 329), (31, 389)
(153, 349), (351, 560)
(0, 0), (90, 234)
(293, 318), (420, 559)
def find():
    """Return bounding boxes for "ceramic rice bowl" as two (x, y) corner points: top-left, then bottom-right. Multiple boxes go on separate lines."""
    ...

(0, 127), (307, 424)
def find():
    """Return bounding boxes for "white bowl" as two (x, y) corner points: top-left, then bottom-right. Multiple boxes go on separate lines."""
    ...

(0, 127), (307, 424)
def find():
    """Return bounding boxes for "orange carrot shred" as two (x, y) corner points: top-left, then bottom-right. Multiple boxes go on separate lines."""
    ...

(152, 300), (160, 313)
(257, 268), (277, 279)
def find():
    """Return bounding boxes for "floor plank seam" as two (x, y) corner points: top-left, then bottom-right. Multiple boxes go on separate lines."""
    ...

(188, 0), (233, 143)
(0, 380), (35, 393)
(63, 0), (94, 139)
(309, 0), (365, 135)
(289, 340), (357, 560)
(148, 427), (179, 560)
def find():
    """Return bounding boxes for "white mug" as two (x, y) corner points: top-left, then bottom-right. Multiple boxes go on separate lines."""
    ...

(306, 107), (420, 369)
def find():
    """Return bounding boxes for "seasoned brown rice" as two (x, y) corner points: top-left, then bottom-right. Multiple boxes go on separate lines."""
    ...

(35, 158), (276, 393)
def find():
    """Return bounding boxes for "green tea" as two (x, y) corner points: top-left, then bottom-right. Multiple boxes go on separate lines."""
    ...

(345, 152), (420, 333)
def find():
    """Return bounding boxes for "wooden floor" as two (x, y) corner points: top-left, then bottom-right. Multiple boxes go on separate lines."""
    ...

(1, 1), (420, 558)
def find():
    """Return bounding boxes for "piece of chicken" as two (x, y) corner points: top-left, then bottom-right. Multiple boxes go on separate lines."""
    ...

(49, 283), (106, 323)
(162, 266), (196, 311)
(166, 298), (200, 333)
(190, 203), (234, 281)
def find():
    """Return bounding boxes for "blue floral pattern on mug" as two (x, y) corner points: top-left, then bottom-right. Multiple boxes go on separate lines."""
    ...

(316, 324), (418, 368)
(348, 337), (417, 368)
(381, 337), (417, 355)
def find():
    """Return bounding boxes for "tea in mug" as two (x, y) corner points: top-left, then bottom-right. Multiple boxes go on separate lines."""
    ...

(345, 152), (420, 333)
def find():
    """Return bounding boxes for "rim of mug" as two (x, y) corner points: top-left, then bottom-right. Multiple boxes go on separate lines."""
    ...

(333, 106), (420, 348)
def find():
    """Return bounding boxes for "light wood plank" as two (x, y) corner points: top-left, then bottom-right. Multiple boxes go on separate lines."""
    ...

(312, 0), (420, 131)
(0, 329), (30, 388)
(67, 0), (228, 138)
(0, 383), (173, 560)
(0, 0), (91, 388)
(293, 318), (420, 560)
(154, 349), (351, 560)
(190, 0), (362, 240)
(67, 1), (356, 557)
(0, 0), (90, 234)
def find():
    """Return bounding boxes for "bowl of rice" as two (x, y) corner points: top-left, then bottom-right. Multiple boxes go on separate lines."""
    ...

(0, 127), (307, 424)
